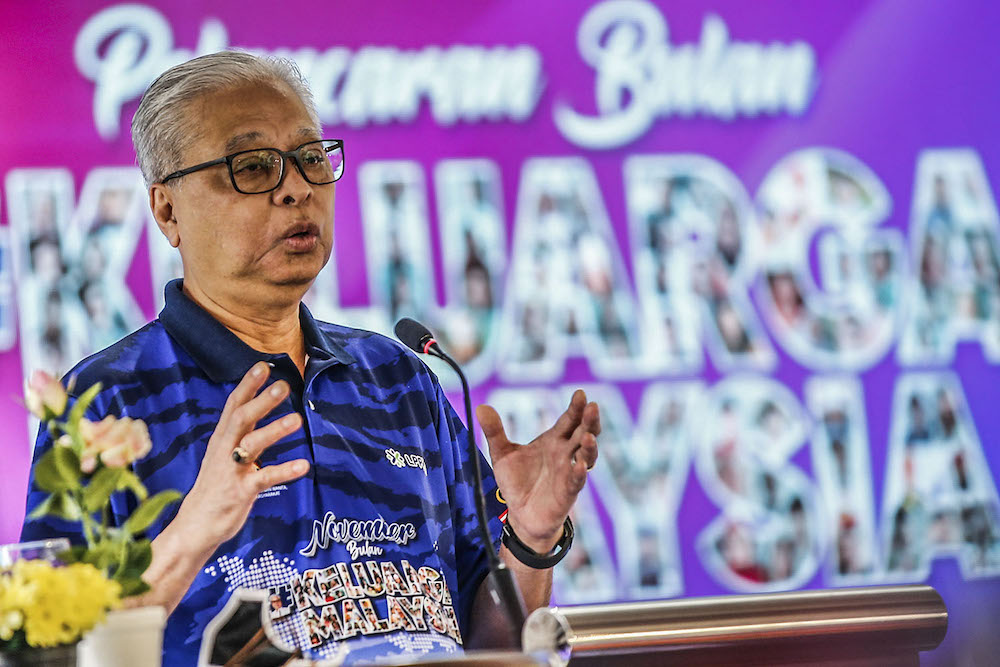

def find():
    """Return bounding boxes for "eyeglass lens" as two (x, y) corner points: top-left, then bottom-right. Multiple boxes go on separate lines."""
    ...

(230, 140), (344, 193)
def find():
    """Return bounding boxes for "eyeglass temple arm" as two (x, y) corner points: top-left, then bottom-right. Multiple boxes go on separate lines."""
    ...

(159, 157), (228, 184)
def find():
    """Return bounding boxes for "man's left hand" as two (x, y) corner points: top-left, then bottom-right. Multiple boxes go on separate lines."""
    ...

(476, 389), (600, 553)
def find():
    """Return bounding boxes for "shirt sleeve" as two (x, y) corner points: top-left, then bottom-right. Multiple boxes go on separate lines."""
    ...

(432, 381), (506, 640)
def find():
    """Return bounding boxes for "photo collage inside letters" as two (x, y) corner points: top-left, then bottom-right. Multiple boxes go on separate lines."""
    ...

(694, 376), (820, 592)
(626, 155), (775, 374)
(499, 159), (644, 382)
(882, 373), (1000, 579)
(6, 169), (149, 383)
(755, 149), (906, 371)
(353, 160), (506, 387)
(899, 151), (1000, 364)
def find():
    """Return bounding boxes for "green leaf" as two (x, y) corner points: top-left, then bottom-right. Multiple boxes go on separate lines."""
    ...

(118, 577), (151, 597)
(70, 429), (88, 453)
(122, 490), (182, 536)
(81, 540), (118, 572)
(67, 382), (102, 429)
(27, 491), (82, 521)
(113, 539), (153, 584)
(82, 467), (124, 513)
(33, 447), (82, 493)
(115, 469), (149, 502)
(57, 545), (89, 564)
(27, 492), (57, 519)
(3, 628), (28, 652)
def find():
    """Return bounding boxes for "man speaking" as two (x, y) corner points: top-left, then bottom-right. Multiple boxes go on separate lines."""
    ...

(21, 51), (600, 664)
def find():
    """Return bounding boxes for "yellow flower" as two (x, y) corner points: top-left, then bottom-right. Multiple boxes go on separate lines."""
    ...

(1, 560), (120, 648)
(0, 609), (23, 641)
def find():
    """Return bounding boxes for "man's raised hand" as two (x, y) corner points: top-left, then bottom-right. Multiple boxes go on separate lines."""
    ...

(476, 389), (600, 553)
(173, 361), (310, 549)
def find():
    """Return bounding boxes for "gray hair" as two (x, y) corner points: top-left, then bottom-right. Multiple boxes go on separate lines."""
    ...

(131, 50), (321, 186)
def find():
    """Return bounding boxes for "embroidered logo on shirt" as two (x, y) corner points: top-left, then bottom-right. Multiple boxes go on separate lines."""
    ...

(385, 448), (427, 475)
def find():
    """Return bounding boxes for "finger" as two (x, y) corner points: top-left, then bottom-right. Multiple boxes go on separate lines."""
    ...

(220, 362), (271, 422)
(566, 446), (590, 492)
(567, 429), (598, 471)
(223, 379), (292, 443)
(476, 404), (516, 461)
(254, 458), (310, 492)
(583, 401), (602, 436)
(551, 389), (587, 437)
(558, 403), (601, 454)
(237, 412), (303, 461)
(577, 431), (598, 470)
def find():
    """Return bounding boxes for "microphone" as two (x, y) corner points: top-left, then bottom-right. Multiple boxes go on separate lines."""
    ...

(394, 317), (441, 358)
(394, 317), (527, 648)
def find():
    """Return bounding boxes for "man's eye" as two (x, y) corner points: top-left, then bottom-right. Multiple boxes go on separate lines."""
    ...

(301, 150), (324, 165)
(234, 154), (276, 173)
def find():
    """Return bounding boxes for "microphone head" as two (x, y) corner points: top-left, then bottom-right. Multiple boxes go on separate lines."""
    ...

(394, 317), (435, 354)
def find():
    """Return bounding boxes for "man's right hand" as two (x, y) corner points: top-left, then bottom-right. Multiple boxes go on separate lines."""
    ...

(134, 361), (309, 614)
(173, 361), (310, 548)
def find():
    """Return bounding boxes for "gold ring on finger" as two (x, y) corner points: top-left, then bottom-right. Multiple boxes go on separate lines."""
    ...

(232, 446), (252, 465)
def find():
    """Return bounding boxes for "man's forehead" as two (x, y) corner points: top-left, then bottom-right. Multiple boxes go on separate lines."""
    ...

(224, 127), (320, 153)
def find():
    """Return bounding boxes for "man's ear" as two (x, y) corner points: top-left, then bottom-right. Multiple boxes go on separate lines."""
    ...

(150, 183), (180, 248)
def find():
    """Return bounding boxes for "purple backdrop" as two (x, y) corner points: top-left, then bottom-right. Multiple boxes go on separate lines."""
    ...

(2, 2), (999, 664)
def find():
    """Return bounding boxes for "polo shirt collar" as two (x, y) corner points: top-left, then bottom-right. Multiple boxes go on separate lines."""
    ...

(158, 279), (354, 383)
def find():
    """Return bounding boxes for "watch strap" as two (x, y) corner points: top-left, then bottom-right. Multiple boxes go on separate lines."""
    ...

(501, 516), (574, 569)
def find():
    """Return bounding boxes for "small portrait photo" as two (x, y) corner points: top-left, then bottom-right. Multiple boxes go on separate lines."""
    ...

(267, 589), (292, 620)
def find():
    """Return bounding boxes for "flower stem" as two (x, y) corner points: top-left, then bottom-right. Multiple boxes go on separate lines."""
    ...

(73, 489), (98, 549)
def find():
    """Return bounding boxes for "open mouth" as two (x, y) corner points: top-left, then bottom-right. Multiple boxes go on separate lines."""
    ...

(284, 222), (319, 239)
(282, 222), (320, 251)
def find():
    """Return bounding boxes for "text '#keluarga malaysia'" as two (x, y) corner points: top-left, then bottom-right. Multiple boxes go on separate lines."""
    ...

(267, 560), (462, 648)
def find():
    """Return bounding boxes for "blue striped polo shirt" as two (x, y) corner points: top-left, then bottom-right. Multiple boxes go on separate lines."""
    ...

(22, 279), (505, 665)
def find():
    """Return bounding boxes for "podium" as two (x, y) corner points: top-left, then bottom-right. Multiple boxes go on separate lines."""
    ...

(207, 585), (947, 665)
(521, 585), (947, 666)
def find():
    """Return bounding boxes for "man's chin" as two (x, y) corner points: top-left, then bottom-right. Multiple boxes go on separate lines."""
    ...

(269, 272), (319, 289)
(265, 257), (327, 287)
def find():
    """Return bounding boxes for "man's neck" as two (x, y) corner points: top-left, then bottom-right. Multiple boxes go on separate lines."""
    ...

(182, 277), (307, 377)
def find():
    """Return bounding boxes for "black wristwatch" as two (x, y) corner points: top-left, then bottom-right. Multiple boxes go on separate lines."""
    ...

(501, 516), (574, 569)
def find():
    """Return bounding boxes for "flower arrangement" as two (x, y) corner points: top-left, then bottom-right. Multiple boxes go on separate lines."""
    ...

(0, 560), (120, 651)
(0, 371), (181, 654)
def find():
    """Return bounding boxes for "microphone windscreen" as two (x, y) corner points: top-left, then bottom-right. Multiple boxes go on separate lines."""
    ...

(394, 317), (433, 354)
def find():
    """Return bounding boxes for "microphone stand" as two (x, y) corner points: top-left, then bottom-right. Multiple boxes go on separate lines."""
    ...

(424, 348), (528, 650)
(394, 317), (527, 649)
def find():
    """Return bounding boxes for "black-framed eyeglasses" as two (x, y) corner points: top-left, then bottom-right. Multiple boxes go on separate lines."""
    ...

(159, 139), (345, 194)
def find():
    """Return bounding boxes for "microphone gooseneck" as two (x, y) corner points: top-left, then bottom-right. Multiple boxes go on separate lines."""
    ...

(394, 317), (527, 647)
(394, 318), (498, 569)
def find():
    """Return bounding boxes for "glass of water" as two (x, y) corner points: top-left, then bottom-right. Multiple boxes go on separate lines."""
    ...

(0, 538), (71, 567)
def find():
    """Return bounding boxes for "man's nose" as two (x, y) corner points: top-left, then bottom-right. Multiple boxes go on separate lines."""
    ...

(272, 156), (313, 206)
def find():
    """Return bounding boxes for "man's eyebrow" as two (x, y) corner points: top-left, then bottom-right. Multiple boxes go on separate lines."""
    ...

(224, 131), (265, 153)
